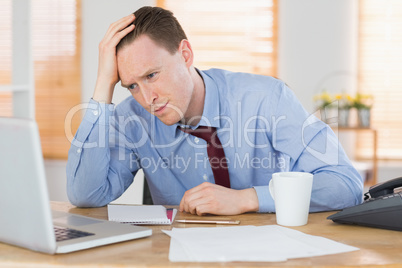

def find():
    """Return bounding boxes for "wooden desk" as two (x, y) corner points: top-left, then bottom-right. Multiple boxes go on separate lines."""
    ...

(1, 202), (402, 267)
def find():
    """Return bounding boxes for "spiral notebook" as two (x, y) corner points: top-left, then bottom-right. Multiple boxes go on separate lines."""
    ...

(107, 204), (177, 225)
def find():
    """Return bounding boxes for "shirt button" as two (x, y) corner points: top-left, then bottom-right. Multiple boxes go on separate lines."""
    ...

(93, 110), (99, 116)
(77, 148), (81, 153)
(203, 174), (208, 181)
(194, 137), (200, 144)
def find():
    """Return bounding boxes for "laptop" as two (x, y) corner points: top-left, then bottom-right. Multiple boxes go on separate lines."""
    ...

(0, 117), (152, 254)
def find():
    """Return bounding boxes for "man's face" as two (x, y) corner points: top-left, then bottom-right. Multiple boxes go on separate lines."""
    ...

(117, 34), (195, 126)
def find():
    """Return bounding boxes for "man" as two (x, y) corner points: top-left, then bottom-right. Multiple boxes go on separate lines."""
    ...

(67, 6), (363, 215)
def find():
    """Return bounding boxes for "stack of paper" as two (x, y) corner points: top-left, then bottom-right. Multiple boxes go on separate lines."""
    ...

(163, 225), (358, 262)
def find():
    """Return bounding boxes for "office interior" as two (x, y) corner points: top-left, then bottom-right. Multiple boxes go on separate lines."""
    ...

(4, 0), (401, 204)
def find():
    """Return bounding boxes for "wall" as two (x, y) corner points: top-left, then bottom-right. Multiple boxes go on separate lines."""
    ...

(278, 0), (358, 112)
(278, 0), (359, 163)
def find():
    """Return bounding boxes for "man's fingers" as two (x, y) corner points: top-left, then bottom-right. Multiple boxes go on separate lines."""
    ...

(102, 14), (135, 46)
(110, 24), (135, 46)
(99, 14), (135, 52)
(105, 14), (135, 38)
(189, 199), (213, 216)
(180, 182), (219, 214)
(180, 183), (257, 216)
(187, 196), (206, 215)
(179, 184), (204, 212)
(193, 204), (209, 216)
(182, 194), (210, 215)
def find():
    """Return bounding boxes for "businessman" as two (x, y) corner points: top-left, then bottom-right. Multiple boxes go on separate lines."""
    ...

(67, 6), (363, 215)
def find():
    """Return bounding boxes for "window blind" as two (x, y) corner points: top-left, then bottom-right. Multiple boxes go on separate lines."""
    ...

(0, 0), (12, 116)
(157, 0), (277, 76)
(357, 0), (402, 160)
(0, 0), (81, 159)
(33, 0), (81, 159)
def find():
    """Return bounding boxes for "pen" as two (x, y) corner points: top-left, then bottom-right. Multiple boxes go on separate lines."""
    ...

(176, 219), (240, 225)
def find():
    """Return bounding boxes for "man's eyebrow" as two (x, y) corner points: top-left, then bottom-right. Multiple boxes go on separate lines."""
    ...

(121, 66), (161, 88)
(121, 81), (132, 88)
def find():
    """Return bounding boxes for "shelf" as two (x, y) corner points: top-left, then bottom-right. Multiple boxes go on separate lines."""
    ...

(332, 126), (374, 131)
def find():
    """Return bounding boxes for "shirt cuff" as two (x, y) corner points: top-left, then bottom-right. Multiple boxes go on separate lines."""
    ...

(253, 185), (275, 213)
(83, 98), (115, 126)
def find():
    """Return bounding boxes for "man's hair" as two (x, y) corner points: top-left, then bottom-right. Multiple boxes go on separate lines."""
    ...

(117, 6), (187, 54)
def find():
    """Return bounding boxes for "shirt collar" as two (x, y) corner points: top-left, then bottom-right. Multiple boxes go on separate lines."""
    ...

(176, 69), (221, 130)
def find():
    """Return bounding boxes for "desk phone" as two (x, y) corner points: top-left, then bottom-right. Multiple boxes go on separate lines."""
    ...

(328, 177), (402, 231)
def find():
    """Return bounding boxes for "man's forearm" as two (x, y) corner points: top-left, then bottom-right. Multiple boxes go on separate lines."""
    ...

(92, 79), (116, 104)
(309, 170), (363, 212)
(66, 121), (111, 207)
(66, 100), (115, 207)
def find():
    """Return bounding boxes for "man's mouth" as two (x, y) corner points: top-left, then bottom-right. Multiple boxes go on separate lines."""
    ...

(153, 102), (168, 113)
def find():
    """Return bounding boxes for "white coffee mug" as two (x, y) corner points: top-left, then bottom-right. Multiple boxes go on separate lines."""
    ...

(269, 172), (313, 226)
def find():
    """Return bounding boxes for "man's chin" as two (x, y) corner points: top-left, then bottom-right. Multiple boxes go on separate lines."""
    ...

(156, 115), (181, 126)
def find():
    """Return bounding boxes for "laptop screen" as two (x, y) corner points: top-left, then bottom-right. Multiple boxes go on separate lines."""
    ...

(0, 117), (56, 253)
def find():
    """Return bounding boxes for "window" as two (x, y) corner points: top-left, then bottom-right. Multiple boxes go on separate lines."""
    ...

(0, 0), (81, 159)
(357, 0), (402, 160)
(0, 0), (12, 115)
(157, 0), (277, 76)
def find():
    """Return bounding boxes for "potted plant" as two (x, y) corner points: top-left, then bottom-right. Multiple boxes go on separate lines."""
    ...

(313, 91), (334, 123)
(353, 93), (373, 128)
(335, 93), (353, 127)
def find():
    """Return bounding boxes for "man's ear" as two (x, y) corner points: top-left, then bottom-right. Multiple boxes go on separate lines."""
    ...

(178, 39), (193, 68)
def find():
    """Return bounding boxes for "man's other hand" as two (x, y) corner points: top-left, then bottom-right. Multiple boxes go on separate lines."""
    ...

(93, 14), (135, 104)
(179, 182), (259, 216)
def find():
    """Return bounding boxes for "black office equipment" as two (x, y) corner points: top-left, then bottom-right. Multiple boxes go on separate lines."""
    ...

(328, 177), (402, 231)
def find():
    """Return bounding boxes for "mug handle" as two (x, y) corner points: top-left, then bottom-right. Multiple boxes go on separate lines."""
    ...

(269, 179), (275, 200)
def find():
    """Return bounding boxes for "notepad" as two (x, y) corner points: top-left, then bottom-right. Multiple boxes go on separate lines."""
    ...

(107, 204), (177, 225)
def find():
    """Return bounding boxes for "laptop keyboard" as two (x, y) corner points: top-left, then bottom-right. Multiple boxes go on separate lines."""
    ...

(54, 226), (95, 242)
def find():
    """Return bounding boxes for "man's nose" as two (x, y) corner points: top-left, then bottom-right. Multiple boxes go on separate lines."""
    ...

(141, 86), (158, 107)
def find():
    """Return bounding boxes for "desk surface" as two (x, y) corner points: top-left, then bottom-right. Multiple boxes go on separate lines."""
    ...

(1, 202), (402, 268)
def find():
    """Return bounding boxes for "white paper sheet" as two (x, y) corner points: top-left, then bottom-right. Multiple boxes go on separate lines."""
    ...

(163, 225), (359, 262)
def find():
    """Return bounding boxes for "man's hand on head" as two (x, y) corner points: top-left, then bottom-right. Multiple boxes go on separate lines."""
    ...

(179, 182), (259, 216)
(93, 14), (135, 104)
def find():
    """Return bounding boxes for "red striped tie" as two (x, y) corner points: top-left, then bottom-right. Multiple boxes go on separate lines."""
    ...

(180, 126), (231, 188)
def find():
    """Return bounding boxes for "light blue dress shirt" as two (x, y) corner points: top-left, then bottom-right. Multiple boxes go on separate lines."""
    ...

(66, 68), (363, 212)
